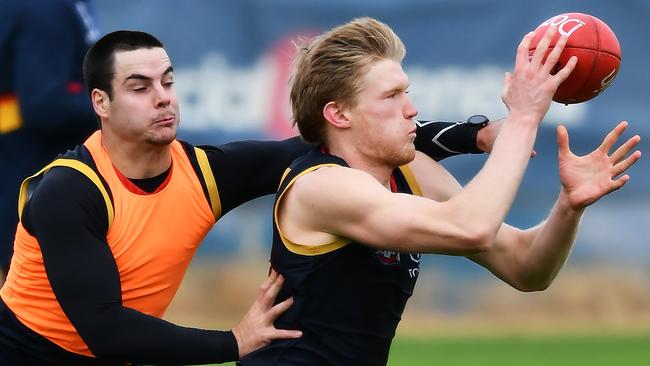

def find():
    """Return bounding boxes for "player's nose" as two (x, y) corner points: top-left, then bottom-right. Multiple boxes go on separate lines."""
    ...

(404, 96), (418, 120)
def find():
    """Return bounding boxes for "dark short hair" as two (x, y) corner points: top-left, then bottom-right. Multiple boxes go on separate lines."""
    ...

(83, 30), (164, 100)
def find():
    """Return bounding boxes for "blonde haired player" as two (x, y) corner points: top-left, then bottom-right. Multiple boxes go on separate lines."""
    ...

(242, 17), (641, 365)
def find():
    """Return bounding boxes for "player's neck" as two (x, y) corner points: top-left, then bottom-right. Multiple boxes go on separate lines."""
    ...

(100, 132), (172, 179)
(327, 143), (393, 189)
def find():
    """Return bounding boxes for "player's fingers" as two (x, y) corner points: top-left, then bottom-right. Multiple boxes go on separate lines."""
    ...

(612, 151), (642, 177)
(542, 34), (568, 75)
(256, 271), (280, 305)
(598, 121), (628, 153)
(609, 174), (630, 192)
(268, 297), (294, 320)
(514, 32), (536, 74)
(501, 72), (512, 102)
(531, 26), (557, 68)
(260, 274), (285, 308)
(610, 135), (641, 164)
(258, 269), (279, 295)
(552, 55), (577, 85)
(557, 125), (571, 156)
(269, 329), (303, 340)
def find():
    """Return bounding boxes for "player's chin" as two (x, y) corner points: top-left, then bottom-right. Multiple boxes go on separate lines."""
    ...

(405, 148), (416, 164)
(147, 129), (177, 146)
(394, 145), (416, 166)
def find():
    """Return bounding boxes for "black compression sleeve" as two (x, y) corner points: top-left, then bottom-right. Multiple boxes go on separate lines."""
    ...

(414, 120), (483, 161)
(203, 125), (478, 214)
(24, 168), (238, 365)
(202, 136), (313, 215)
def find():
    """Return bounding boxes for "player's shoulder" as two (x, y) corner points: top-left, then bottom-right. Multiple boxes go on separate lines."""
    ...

(288, 146), (346, 171)
(290, 164), (374, 200)
(22, 158), (109, 234)
(282, 148), (344, 184)
(35, 162), (103, 200)
(28, 144), (109, 207)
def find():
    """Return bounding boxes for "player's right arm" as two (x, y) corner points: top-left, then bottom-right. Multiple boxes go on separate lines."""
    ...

(279, 164), (487, 255)
(24, 167), (298, 364)
(279, 27), (577, 255)
(279, 135), (530, 256)
(278, 116), (545, 255)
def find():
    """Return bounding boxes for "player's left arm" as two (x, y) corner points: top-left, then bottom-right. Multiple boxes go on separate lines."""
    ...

(202, 137), (312, 215)
(414, 117), (496, 160)
(202, 117), (497, 216)
(468, 122), (641, 291)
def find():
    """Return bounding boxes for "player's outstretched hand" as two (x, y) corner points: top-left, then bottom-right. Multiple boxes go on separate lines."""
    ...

(558, 121), (641, 210)
(501, 25), (577, 125)
(232, 269), (302, 359)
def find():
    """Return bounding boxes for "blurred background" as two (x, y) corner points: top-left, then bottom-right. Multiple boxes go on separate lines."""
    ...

(14, 0), (650, 364)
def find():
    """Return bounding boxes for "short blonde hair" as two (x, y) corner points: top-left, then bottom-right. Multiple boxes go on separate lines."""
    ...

(290, 17), (406, 144)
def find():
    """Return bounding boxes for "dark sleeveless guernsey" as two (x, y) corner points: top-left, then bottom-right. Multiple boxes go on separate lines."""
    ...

(243, 147), (423, 366)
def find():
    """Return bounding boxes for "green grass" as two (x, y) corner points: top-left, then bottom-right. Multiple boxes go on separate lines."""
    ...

(219, 333), (650, 365)
(387, 333), (650, 366)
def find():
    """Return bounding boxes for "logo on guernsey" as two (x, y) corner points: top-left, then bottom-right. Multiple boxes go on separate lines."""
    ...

(408, 253), (421, 278)
(373, 250), (401, 266)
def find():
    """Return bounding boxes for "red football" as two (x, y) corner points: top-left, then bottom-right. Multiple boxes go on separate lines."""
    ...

(529, 12), (621, 104)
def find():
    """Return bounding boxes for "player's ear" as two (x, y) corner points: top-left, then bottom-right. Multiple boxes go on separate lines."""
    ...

(91, 89), (110, 119)
(323, 101), (350, 129)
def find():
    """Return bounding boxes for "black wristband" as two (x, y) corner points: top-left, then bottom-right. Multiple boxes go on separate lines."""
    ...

(466, 114), (489, 154)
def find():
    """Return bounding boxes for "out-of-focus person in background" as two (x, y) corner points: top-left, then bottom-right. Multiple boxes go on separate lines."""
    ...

(0, 0), (100, 278)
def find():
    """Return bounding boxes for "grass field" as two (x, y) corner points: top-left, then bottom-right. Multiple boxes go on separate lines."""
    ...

(386, 333), (650, 366)
(220, 333), (650, 365)
(170, 263), (650, 366)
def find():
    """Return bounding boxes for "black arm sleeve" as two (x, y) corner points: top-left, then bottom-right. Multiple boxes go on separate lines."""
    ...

(203, 136), (313, 215)
(414, 120), (483, 161)
(24, 168), (238, 365)
(205, 123), (481, 214)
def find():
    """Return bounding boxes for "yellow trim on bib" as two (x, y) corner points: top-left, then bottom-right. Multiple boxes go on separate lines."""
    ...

(398, 164), (423, 197)
(274, 164), (351, 256)
(18, 159), (114, 228)
(278, 168), (291, 190)
(193, 147), (222, 220)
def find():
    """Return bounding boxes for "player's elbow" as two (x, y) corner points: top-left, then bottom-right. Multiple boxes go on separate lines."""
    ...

(512, 275), (554, 292)
(73, 310), (134, 358)
(468, 222), (499, 252)
(443, 207), (499, 254)
(420, 222), (496, 254)
(466, 232), (493, 253)
(514, 281), (551, 293)
(450, 225), (494, 254)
